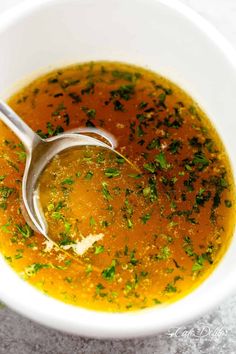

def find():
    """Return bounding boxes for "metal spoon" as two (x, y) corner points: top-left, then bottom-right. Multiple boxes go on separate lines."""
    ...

(0, 100), (121, 241)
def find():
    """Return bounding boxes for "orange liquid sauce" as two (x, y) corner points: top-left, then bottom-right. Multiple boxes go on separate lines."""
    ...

(0, 61), (234, 312)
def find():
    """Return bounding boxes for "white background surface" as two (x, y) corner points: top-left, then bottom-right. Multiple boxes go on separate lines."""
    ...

(0, 0), (236, 353)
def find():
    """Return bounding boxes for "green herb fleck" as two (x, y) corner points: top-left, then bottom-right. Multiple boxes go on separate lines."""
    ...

(84, 171), (94, 180)
(94, 245), (104, 255)
(89, 216), (96, 227)
(102, 182), (112, 201)
(15, 224), (34, 238)
(104, 168), (120, 178)
(110, 84), (135, 101)
(140, 213), (151, 224)
(102, 260), (116, 281)
(155, 246), (171, 260)
(155, 152), (168, 170)
(61, 178), (74, 185)
(224, 200), (232, 208)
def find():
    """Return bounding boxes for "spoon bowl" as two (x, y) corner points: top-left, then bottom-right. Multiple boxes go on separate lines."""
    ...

(0, 99), (121, 243)
(25, 133), (115, 236)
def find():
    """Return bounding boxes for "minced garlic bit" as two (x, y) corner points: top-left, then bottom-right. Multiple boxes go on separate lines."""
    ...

(62, 233), (104, 256)
(43, 239), (54, 252)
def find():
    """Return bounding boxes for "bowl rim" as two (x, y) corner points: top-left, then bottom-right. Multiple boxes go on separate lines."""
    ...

(0, 0), (236, 339)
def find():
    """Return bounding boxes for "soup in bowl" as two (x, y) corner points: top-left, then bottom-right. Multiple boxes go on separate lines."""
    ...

(0, 0), (235, 338)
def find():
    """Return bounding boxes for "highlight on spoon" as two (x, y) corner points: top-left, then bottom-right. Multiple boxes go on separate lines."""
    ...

(34, 145), (146, 257)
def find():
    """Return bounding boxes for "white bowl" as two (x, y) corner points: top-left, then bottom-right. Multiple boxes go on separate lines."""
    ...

(0, 0), (235, 339)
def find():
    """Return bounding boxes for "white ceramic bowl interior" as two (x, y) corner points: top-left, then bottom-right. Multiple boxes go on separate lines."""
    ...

(0, 0), (235, 338)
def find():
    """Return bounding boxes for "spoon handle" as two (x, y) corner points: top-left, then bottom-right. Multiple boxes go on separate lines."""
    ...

(0, 100), (41, 153)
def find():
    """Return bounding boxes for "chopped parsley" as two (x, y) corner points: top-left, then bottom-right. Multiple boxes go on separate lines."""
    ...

(104, 168), (120, 178)
(102, 260), (116, 281)
(101, 182), (112, 201)
(84, 171), (94, 180)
